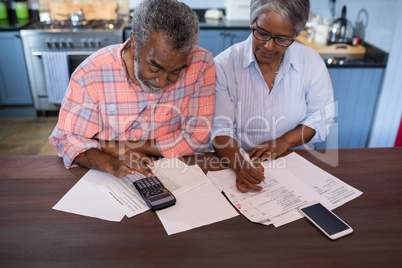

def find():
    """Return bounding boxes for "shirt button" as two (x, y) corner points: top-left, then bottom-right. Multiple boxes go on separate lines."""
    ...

(108, 104), (116, 112)
(145, 117), (148, 120)
(150, 94), (153, 97)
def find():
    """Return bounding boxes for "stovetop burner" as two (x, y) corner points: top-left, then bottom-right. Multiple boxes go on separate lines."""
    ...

(25, 19), (124, 31)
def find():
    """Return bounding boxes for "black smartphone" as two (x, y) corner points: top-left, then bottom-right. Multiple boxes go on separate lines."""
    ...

(133, 176), (176, 211)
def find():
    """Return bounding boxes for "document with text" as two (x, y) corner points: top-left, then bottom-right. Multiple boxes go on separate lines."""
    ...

(207, 152), (362, 227)
(98, 158), (211, 218)
(53, 158), (238, 234)
(98, 158), (238, 234)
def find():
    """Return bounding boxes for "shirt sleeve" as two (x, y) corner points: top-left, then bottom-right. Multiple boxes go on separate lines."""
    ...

(48, 76), (102, 168)
(156, 52), (216, 158)
(300, 55), (335, 144)
(210, 52), (239, 143)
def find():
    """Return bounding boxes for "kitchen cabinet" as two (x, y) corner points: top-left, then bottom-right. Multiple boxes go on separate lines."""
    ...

(315, 67), (384, 149)
(124, 26), (250, 57)
(0, 31), (33, 107)
(198, 29), (250, 56)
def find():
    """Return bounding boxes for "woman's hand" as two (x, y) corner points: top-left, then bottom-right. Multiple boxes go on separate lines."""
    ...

(234, 157), (265, 193)
(249, 138), (290, 162)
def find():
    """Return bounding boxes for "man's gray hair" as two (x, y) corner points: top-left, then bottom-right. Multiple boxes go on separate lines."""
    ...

(131, 0), (199, 52)
(250, 0), (310, 36)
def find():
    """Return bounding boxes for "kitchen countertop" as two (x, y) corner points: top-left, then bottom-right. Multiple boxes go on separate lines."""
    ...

(0, 18), (33, 31)
(321, 43), (388, 68)
(192, 9), (388, 68)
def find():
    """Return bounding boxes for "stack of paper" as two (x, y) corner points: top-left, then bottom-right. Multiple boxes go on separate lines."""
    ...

(207, 152), (362, 227)
(53, 158), (239, 235)
(53, 152), (362, 233)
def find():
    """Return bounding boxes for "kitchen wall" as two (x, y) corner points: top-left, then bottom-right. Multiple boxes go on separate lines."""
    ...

(310, 0), (399, 53)
(37, 0), (129, 15)
(129, 0), (226, 9)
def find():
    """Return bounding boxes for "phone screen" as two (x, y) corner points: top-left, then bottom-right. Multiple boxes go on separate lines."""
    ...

(300, 203), (350, 235)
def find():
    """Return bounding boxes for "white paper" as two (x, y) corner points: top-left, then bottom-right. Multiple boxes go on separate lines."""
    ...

(151, 158), (209, 196)
(207, 168), (322, 227)
(277, 153), (363, 209)
(98, 158), (212, 218)
(52, 170), (125, 222)
(207, 152), (363, 227)
(98, 173), (149, 218)
(153, 162), (239, 235)
(156, 176), (239, 235)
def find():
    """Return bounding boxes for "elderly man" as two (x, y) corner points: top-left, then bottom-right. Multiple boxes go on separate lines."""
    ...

(49, 0), (215, 178)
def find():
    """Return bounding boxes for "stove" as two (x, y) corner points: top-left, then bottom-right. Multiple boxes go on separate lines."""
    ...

(20, 19), (125, 111)
(26, 19), (125, 31)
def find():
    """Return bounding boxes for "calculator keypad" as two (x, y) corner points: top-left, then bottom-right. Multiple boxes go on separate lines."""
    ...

(135, 177), (168, 197)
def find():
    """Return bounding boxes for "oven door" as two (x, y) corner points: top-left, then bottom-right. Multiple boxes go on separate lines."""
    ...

(30, 51), (96, 107)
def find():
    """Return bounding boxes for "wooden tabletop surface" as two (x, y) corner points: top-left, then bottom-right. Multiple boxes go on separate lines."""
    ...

(0, 148), (401, 267)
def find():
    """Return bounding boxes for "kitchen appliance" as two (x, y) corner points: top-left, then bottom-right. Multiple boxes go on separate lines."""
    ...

(327, 5), (354, 45)
(20, 19), (124, 112)
(66, 10), (86, 27)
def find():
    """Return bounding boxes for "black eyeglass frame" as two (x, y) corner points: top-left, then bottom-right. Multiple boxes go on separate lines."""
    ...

(250, 25), (295, 47)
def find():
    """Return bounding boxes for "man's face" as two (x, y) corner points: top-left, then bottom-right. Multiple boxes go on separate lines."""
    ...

(131, 32), (189, 93)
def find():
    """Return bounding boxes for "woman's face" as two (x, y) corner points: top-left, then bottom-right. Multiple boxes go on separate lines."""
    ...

(252, 11), (294, 65)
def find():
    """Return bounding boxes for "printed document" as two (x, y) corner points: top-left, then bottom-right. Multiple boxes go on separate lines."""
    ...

(207, 152), (362, 227)
(98, 158), (211, 218)
(155, 164), (239, 235)
(53, 158), (238, 235)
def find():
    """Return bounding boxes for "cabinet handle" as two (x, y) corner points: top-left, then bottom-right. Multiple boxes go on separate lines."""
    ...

(14, 34), (21, 39)
(219, 32), (231, 37)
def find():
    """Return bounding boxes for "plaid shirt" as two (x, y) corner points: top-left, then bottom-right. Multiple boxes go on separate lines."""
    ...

(49, 39), (215, 168)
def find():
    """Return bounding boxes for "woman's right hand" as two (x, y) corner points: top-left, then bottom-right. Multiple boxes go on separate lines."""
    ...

(234, 159), (265, 193)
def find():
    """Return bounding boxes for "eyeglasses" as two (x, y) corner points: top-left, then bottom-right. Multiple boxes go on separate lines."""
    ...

(250, 25), (294, 47)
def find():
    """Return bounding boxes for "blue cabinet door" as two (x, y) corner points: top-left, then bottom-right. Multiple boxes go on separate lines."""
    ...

(222, 30), (250, 49)
(198, 29), (250, 57)
(0, 31), (33, 105)
(315, 67), (384, 149)
(198, 30), (225, 57)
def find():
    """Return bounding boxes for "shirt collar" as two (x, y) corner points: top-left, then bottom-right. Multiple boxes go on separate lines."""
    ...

(119, 38), (131, 67)
(242, 34), (300, 73)
(119, 38), (142, 91)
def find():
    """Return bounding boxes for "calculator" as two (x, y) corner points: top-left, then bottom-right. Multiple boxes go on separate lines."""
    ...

(133, 177), (176, 211)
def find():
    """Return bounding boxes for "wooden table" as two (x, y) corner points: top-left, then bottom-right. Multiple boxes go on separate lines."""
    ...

(1, 148), (401, 267)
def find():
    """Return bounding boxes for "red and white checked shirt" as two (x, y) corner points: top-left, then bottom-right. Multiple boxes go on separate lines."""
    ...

(49, 39), (215, 168)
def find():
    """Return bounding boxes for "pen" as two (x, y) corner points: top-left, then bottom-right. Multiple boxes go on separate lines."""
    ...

(239, 148), (266, 185)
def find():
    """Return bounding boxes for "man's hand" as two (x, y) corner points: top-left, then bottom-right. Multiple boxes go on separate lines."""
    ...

(108, 150), (154, 178)
(73, 147), (155, 178)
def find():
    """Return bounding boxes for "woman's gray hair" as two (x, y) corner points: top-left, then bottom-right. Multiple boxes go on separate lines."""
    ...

(131, 0), (199, 53)
(250, 0), (310, 36)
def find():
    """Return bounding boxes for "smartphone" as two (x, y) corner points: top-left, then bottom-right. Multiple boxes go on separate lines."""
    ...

(133, 177), (176, 211)
(299, 202), (353, 240)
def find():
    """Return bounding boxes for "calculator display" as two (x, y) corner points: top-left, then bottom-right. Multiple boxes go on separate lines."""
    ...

(149, 192), (171, 202)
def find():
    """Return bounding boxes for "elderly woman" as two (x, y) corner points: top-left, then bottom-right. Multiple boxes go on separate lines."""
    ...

(211, 0), (334, 192)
